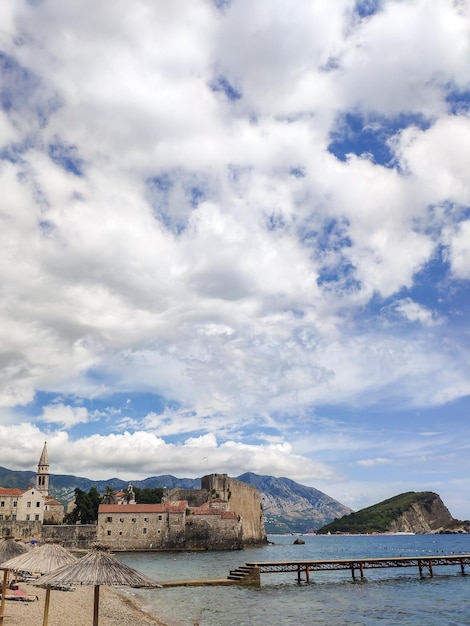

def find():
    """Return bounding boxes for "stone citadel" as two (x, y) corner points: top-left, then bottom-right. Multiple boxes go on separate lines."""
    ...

(0, 445), (267, 550)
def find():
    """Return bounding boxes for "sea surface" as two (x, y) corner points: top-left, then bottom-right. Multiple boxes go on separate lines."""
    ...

(117, 534), (470, 625)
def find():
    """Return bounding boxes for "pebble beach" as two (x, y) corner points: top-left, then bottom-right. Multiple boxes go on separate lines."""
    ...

(1, 583), (168, 626)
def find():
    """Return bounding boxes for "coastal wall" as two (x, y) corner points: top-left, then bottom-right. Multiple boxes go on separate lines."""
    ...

(166, 488), (209, 507)
(1, 521), (96, 548)
(202, 474), (266, 545)
(1, 520), (42, 542)
(42, 523), (97, 549)
(185, 511), (242, 550)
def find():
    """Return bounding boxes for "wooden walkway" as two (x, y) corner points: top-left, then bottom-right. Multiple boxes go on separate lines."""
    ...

(227, 554), (470, 585)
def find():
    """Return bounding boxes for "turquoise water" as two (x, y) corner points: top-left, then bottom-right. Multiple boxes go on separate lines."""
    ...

(118, 534), (470, 625)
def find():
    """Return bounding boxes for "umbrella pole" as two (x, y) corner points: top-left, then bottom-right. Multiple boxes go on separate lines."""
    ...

(93, 584), (100, 626)
(42, 584), (51, 626)
(0, 568), (8, 625)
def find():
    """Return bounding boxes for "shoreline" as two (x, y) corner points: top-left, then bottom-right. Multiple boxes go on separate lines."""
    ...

(1, 582), (170, 626)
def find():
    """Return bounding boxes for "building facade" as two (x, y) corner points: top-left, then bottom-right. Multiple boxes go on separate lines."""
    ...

(0, 486), (45, 523)
(97, 501), (187, 550)
(0, 443), (64, 527)
(96, 473), (266, 551)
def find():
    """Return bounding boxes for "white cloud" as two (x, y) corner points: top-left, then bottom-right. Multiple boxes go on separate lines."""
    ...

(0, 0), (469, 515)
(357, 457), (391, 467)
(390, 298), (441, 327)
(0, 425), (338, 483)
(39, 404), (90, 428)
(340, 0), (470, 116)
(444, 220), (470, 279)
(394, 116), (470, 206)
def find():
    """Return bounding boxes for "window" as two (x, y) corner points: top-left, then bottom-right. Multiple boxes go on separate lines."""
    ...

(13, 501), (17, 507)
(158, 515), (162, 521)
(0, 502), (4, 507)
(35, 514), (40, 521)
(0, 515), (3, 520)
(131, 518), (136, 523)
(119, 518), (124, 522)
(106, 516), (113, 523)
(157, 529), (161, 534)
(107, 530), (111, 536)
(12, 515), (16, 521)
(119, 531), (123, 536)
(26, 514), (30, 521)
(143, 528), (147, 535)
(36, 502), (41, 507)
(144, 517), (149, 522)
(27, 502), (31, 508)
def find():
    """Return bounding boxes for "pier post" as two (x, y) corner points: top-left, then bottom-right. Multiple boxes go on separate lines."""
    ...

(351, 564), (356, 581)
(418, 561), (423, 578)
(359, 563), (364, 580)
(305, 565), (310, 583)
(428, 560), (434, 578)
(460, 559), (465, 575)
(250, 565), (261, 586)
(297, 565), (301, 583)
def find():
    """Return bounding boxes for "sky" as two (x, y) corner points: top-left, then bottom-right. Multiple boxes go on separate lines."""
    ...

(0, 0), (470, 519)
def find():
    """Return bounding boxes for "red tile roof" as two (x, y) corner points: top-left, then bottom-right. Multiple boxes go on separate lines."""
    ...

(221, 511), (239, 520)
(189, 507), (238, 519)
(0, 488), (25, 496)
(45, 497), (62, 506)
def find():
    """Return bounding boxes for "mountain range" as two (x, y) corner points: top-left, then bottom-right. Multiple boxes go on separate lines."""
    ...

(0, 466), (351, 533)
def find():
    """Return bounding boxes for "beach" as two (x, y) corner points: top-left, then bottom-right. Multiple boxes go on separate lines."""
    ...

(1, 583), (169, 626)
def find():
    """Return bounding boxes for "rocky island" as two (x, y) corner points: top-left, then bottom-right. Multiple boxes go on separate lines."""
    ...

(317, 491), (469, 534)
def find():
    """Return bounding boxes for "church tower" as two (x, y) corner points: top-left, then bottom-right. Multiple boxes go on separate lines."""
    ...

(36, 441), (49, 495)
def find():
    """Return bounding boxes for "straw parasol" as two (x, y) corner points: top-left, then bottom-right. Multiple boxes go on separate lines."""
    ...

(0, 537), (29, 624)
(37, 544), (160, 626)
(1, 543), (77, 626)
(0, 538), (29, 565)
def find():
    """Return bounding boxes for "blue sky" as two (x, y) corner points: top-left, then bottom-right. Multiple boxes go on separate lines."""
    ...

(0, 0), (470, 518)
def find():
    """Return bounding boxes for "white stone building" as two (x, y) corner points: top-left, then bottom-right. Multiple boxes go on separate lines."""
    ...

(0, 443), (63, 524)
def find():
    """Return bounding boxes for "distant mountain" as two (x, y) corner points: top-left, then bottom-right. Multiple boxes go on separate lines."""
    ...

(317, 491), (464, 534)
(0, 466), (350, 533)
(238, 472), (352, 533)
(0, 467), (202, 506)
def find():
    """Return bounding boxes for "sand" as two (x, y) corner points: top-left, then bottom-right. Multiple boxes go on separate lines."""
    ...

(1, 582), (170, 626)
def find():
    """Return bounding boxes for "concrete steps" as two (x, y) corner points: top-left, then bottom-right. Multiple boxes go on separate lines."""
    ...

(227, 565), (257, 582)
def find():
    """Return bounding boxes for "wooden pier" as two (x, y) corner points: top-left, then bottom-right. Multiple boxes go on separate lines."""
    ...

(227, 554), (470, 585)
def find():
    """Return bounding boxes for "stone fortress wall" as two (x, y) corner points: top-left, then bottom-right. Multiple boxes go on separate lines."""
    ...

(1, 473), (267, 551)
(201, 474), (266, 545)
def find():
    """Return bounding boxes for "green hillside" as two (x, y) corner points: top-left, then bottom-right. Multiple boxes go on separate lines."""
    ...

(317, 491), (441, 534)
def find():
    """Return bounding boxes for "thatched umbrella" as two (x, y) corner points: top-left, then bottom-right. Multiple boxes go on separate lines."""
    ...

(37, 544), (160, 626)
(0, 538), (29, 624)
(0, 538), (29, 565)
(1, 543), (77, 626)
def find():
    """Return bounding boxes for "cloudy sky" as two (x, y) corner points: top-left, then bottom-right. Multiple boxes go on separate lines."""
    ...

(1, 0), (469, 518)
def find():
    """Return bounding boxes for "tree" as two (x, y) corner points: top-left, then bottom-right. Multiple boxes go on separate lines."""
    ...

(133, 487), (164, 504)
(64, 487), (101, 524)
(102, 486), (117, 505)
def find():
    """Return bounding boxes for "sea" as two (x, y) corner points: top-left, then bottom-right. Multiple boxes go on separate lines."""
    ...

(117, 534), (470, 625)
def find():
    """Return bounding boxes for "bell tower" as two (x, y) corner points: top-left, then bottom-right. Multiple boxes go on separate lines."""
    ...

(36, 441), (49, 495)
